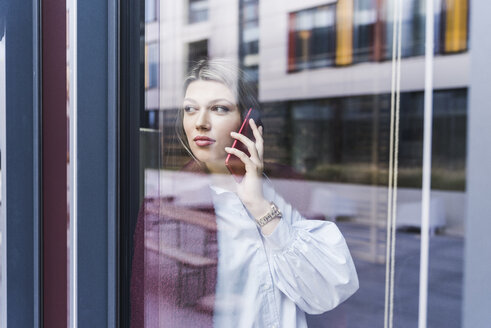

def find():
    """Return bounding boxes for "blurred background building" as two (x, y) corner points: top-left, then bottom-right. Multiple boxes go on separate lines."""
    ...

(143, 0), (468, 235)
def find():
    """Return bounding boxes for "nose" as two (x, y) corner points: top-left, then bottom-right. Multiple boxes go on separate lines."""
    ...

(195, 109), (210, 130)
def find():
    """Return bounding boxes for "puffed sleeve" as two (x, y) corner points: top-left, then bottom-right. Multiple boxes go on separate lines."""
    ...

(260, 182), (359, 314)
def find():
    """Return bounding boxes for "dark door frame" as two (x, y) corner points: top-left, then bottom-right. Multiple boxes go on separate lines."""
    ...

(119, 0), (144, 326)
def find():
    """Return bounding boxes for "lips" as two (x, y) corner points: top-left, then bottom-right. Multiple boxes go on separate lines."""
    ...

(193, 135), (216, 147)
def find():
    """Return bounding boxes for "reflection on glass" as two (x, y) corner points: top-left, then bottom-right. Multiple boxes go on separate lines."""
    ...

(384, 0), (469, 58)
(145, 43), (159, 89)
(133, 59), (359, 328)
(145, 0), (158, 22)
(286, 0), (470, 70)
(188, 40), (208, 70)
(132, 0), (469, 327)
(288, 5), (336, 71)
(189, 0), (208, 24)
(353, 0), (377, 63)
(384, 0), (425, 58)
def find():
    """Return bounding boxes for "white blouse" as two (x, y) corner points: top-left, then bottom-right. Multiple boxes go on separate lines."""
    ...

(209, 178), (359, 328)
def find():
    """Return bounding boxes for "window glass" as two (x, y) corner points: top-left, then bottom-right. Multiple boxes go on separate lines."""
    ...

(353, 0), (377, 62)
(129, 1), (469, 327)
(145, 43), (159, 89)
(187, 39), (208, 70)
(242, 22), (259, 43)
(289, 6), (336, 71)
(145, 0), (157, 22)
(383, 0), (468, 59)
(188, 0), (208, 24)
(239, 0), (259, 92)
(242, 2), (258, 22)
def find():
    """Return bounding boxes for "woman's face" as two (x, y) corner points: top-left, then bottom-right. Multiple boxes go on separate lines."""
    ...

(183, 80), (242, 169)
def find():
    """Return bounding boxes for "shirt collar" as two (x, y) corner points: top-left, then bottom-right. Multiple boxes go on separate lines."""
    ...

(209, 184), (233, 195)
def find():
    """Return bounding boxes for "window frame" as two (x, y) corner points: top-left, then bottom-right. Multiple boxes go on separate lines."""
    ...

(2, 0), (41, 326)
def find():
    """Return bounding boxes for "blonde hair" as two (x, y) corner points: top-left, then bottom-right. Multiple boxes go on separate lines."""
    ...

(176, 58), (260, 161)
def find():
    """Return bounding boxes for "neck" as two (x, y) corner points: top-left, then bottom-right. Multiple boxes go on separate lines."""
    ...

(206, 163), (237, 192)
(205, 162), (230, 175)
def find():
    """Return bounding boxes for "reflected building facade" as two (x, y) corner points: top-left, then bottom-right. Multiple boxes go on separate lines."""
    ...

(144, 0), (468, 235)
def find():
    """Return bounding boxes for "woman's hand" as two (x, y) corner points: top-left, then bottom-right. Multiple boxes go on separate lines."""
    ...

(225, 119), (272, 222)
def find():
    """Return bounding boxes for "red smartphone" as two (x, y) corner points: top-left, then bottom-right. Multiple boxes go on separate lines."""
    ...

(225, 108), (263, 181)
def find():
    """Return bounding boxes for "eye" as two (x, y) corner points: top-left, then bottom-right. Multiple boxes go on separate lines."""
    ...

(183, 105), (197, 113)
(212, 105), (230, 113)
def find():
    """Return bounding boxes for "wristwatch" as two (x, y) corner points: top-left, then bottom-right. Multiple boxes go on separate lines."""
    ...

(256, 202), (282, 227)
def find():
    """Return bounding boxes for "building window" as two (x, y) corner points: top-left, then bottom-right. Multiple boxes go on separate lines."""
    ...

(241, 38), (259, 57)
(383, 0), (469, 58)
(239, 0), (260, 91)
(288, 89), (467, 190)
(242, 1), (258, 22)
(188, 39), (208, 71)
(288, 0), (469, 72)
(188, 0), (209, 24)
(382, 0), (425, 58)
(288, 5), (337, 72)
(145, 43), (159, 89)
(353, 0), (377, 63)
(239, 0), (259, 98)
(145, 0), (158, 23)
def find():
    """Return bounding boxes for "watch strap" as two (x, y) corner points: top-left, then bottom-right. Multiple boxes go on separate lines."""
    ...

(256, 202), (282, 227)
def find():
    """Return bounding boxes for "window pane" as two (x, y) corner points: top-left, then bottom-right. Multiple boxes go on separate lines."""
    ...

(188, 39), (208, 71)
(145, 0), (157, 22)
(242, 2), (258, 22)
(289, 5), (336, 71)
(129, 0), (470, 327)
(146, 43), (159, 89)
(384, 0), (425, 58)
(189, 0), (208, 24)
(353, 0), (377, 62)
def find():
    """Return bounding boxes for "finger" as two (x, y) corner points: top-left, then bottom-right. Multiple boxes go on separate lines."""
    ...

(249, 119), (264, 161)
(230, 131), (259, 161)
(225, 146), (256, 171)
(249, 119), (262, 142)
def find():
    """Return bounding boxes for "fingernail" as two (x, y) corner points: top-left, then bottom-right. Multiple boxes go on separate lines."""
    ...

(225, 147), (231, 151)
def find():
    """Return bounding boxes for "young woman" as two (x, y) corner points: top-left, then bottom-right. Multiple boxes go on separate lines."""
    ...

(174, 58), (359, 327)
